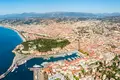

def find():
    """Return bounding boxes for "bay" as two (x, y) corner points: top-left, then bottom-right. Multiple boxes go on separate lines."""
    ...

(0, 26), (79, 80)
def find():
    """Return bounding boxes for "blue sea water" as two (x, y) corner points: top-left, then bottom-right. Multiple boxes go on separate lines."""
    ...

(3, 53), (79, 80)
(0, 26), (80, 80)
(0, 27), (23, 75)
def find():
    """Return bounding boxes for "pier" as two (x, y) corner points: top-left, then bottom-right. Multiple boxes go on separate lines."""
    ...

(0, 51), (83, 79)
(0, 64), (17, 79)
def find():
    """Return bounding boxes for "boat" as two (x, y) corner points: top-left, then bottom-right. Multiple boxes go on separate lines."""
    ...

(33, 64), (41, 68)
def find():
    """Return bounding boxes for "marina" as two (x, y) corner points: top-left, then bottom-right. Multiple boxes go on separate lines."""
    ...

(1, 51), (82, 80)
(0, 26), (84, 80)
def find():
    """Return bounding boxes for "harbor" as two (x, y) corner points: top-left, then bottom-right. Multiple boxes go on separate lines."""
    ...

(0, 50), (83, 80)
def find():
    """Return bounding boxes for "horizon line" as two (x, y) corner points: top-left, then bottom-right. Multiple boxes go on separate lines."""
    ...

(1, 11), (120, 15)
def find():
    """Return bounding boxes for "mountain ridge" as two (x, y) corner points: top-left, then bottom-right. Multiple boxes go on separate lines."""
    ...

(0, 12), (120, 19)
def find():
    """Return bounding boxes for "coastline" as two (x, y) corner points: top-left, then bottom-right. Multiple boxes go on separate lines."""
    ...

(0, 25), (26, 42)
(0, 25), (81, 79)
(13, 29), (26, 42)
(0, 26), (26, 79)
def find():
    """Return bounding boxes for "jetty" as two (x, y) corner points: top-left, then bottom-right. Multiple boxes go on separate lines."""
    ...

(0, 51), (83, 79)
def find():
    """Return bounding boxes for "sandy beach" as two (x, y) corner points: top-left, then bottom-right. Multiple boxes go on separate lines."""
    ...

(13, 30), (26, 42)
(0, 25), (26, 42)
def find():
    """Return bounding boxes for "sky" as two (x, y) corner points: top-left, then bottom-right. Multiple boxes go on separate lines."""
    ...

(0, 0), (120, 15)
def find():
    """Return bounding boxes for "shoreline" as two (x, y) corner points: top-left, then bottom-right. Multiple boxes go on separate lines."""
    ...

(0, 25), (26, 42)
(13, 29), (26, 42)
(0, 50), (81, 79)
(0, 26), (26, 79)
(0, 25), (81, 79)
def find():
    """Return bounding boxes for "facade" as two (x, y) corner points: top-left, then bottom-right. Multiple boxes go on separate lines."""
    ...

(29, 67), (48, 80)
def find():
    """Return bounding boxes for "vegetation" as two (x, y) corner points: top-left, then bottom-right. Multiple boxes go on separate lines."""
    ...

(79, 49), (89, 56)
(22, 38), (70, 52)
(55, 78), (61, 80)
(64, 75), (70, 80)
(90, 55), (120, 80)
(73, 75), (79, 80)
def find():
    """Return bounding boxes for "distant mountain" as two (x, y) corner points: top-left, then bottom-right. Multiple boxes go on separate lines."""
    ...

(0, 12), (120, 19)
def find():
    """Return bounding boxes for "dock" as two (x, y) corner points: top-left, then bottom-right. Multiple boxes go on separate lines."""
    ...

(0, 50), (83, 79)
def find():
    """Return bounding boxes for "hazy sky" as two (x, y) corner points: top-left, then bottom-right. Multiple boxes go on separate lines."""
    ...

(0, 0), (120, 14)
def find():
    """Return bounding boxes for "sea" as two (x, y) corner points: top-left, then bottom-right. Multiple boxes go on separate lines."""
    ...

(0, 26), (80, 80)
